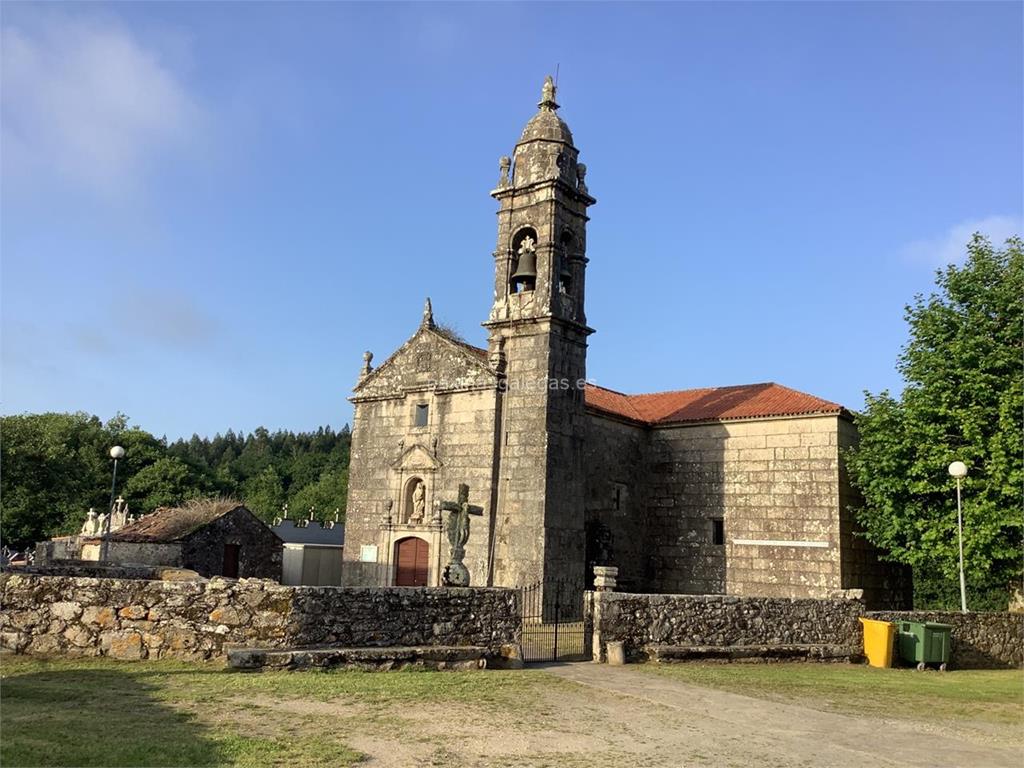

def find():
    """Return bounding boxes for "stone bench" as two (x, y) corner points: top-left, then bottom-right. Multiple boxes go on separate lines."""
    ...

(227, 645), (491, 672)
(645, 643), (862, 664)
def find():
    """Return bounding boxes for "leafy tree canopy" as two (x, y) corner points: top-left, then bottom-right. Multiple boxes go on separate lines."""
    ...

(845, 234), (1023, 609)
(1, 414), (351, 548)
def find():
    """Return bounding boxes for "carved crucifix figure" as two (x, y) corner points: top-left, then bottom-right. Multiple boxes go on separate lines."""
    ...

(439, 483), (483, 586)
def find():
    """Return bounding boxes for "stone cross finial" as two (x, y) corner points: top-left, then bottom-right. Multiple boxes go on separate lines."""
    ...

(422, 297), (434, 329)
(81, 508), (100, 536)
(518, 235), (536, 258)
(440, 483), (484, 586)
(539, 75), (559, 111)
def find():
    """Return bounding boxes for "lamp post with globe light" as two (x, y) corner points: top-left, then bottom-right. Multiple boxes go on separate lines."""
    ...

(100, 446), (125, 562)
(948, 461), (968, 613)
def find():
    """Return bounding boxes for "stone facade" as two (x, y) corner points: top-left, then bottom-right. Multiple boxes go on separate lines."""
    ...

(340, 77), (907, 609)
(343, 324), (501, 588)
(0, 573), (520, 663)
(583, 412), (910, 606)
(180, 506), (282, 580)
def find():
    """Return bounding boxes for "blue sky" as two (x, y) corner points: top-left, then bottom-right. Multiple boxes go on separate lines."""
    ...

(2, 1), (1021, 440)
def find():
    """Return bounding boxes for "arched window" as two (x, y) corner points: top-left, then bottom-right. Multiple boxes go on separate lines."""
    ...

(510, 228), (538, 293)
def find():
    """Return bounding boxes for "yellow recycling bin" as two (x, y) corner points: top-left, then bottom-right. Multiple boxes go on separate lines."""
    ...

(859, 617), (895, 668)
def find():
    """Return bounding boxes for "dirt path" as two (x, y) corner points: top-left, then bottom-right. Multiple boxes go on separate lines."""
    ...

(245, 664), (1021, 767)
(542, 662), (1022, 768)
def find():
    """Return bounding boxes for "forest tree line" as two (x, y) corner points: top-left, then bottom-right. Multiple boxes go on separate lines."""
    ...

(1, 412), (350, 549)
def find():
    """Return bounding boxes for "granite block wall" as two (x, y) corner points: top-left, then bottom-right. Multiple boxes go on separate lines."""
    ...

(583, 414), (650, 591)
(643, 416), (845, 597)
(342, 327), (500, 588)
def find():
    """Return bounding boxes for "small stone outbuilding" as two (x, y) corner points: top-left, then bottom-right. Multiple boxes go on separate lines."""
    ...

(80, 500), (282, 581)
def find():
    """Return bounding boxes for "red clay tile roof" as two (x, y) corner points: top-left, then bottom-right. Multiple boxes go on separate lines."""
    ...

(585, 382), (844, 425)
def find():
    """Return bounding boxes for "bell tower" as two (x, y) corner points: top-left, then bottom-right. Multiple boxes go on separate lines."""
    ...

(484, 76), (596, 589)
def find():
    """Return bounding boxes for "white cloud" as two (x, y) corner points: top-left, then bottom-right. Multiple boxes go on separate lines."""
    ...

(1, 10), (203, 198)
(902, 215), (1023, 265)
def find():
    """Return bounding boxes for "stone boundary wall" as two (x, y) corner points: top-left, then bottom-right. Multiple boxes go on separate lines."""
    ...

(590, 592), (863, 661)
(0, 573), (520, 663)
(868, 610), (1023, 669)
(5, 562), (177, 580)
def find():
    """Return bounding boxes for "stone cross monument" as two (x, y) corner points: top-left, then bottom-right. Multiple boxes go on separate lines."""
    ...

(440, 483), (483, 586)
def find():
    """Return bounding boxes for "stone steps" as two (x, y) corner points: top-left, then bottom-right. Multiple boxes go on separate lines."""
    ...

(227, 645), (490, 672)
(646, 643), (862, 664)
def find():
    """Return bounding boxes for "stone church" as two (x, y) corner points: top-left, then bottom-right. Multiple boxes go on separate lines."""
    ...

(341, 77), (908, 609)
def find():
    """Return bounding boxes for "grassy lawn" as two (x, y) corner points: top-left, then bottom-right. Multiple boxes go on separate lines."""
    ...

(0, 656), (570, 767)
(4, 656), (1021, 767)
(640, 662), (1024, 728)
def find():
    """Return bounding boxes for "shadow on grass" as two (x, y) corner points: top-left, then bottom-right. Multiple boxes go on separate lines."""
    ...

(0, 664), (226, 767)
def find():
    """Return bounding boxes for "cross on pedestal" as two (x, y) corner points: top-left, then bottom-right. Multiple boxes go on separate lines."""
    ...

(440, 483), (483, 586)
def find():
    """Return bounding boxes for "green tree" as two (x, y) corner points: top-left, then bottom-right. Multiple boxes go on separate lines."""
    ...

(122, 456), (197, 512)
(289, 467), (349, 524)
(845, 234), (1023, 610)
(241, 465), (286, 522)
(1, 413), (106, 546)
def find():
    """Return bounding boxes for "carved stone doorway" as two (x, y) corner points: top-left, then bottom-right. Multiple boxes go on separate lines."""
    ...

(394, 537), (429, 586)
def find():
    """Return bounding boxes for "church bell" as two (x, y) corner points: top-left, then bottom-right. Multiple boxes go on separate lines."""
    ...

(510, 251), (538, 289)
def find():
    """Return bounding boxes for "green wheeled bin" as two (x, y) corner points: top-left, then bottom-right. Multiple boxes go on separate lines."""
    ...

(896, 620), (952, 671)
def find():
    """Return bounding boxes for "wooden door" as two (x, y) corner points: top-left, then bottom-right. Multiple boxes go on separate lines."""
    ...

(222, 544), (240, 578)
(394, 538), (429, 586)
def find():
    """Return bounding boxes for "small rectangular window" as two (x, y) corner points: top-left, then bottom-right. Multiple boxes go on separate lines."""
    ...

(711, 518), (725, 546)
(414, 403), (429, 427)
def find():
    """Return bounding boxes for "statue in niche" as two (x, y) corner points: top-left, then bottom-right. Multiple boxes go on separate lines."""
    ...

(410, 480), (426, 523)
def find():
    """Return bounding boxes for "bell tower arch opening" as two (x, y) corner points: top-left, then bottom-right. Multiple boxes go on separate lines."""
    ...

(510, 227), (539, 293)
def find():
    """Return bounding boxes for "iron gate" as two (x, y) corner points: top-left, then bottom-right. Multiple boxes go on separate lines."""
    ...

(520, 579), (592, 662)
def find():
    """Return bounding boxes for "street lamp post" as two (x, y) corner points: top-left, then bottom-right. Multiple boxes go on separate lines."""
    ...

(100, 446), (125, 562)
(948, 460), (968, 613)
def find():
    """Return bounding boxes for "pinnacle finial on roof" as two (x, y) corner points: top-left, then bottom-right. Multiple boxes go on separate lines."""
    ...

(538, 75), (559, 111)
(422, 297), (434, 329)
